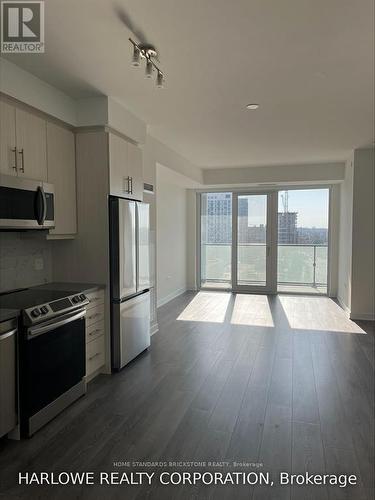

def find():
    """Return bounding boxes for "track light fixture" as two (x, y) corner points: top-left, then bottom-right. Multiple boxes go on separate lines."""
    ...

(129, 38), (165, 88)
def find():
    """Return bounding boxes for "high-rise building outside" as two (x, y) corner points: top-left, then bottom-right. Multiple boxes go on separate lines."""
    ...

(278, 212), (298, 244)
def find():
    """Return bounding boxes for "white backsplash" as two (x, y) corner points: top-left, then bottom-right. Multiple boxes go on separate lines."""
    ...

(0, 232), (52, 293)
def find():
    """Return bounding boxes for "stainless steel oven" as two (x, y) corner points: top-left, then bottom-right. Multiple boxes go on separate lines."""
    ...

(19, 307), (87, 437)
(0, 175), (55, 230)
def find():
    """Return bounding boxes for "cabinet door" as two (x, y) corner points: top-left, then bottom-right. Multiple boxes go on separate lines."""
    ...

(0, 327), (17, 438)
(46, 122), (77, 236)
(127, 142), (143, 201)
(16, 108), (47, 181)
(108, 133), (129, 197)
(0, 100), (17, 176)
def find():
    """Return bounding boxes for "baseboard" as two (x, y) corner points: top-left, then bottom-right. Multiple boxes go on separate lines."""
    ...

(150, 320), (159, 336)
(350, 312), (375, 321)
(157, 287), (187, 308)
(337, 296), (351, 317)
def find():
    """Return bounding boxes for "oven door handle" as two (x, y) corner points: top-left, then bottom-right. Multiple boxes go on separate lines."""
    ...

(27, 310), (86, 339)
(0, 328), (17, 341)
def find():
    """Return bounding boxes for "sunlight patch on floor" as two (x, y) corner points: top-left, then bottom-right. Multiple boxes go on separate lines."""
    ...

(230, 294), (274, 327)
(278, 295), (366, 333)
(176, 291), (231, 323)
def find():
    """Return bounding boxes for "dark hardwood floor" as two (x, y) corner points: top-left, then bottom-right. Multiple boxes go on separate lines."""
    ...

(0, 291), (374, 500)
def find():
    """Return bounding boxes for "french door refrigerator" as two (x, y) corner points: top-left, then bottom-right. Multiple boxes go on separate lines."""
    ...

(109, 197), (151, 371)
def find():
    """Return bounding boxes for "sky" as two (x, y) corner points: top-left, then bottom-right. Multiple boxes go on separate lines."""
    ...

(279, 189), (329, 228)
(240, 189), (329, 228)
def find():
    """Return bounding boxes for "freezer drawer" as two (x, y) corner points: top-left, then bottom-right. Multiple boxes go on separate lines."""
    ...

(0, 319), (17, 438)
(111, 291), (150, 370)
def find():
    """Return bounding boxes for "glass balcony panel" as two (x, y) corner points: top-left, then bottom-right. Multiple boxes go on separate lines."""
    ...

(315, 246), (328, 285)
(238, 244), (266, 285)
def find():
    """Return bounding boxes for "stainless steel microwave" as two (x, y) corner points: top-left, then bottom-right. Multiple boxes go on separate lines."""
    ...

(0, 175), (55, 230)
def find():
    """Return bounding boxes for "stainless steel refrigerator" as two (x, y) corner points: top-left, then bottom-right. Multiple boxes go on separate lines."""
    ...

(109, 197), (151, 371)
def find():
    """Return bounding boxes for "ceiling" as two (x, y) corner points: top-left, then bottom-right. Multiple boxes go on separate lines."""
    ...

(4, 0), (374, 168)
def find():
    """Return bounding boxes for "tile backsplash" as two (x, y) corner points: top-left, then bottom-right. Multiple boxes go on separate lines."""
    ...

(0, 232), (52, 292)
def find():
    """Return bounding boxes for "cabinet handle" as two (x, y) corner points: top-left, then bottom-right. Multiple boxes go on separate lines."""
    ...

(130, 176), (133, 194)
(11, 147), (17, 171)
(123, 176), (131, 194)
(18, 148), (25, 172)
(88, 352), (101, 361)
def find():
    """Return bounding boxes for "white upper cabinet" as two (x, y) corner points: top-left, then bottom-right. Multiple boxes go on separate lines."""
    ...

(127, 141), (143, 201)
(109, 132), (128, 198)
(0, 100), (17, 176)
(0, 100), (47, 181)
(15, 108), (47, 181)
(109, 132), (143, 201)
(0, 96), (77, 237)
(46, 122), (77, 237)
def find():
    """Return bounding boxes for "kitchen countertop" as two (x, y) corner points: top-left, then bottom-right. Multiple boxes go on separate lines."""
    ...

(0, 308), (20, 322)
(33, 282), (105, 294)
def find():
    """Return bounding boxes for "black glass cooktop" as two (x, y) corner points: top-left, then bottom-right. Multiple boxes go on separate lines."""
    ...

(0, 288), (76, 310)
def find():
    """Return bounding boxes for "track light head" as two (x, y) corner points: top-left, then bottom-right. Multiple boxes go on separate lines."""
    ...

(156, 71), (164, 88)
(131, 46), (140, 67)
(145, 58), (153, 78)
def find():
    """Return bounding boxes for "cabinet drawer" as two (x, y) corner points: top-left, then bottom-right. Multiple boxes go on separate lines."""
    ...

(86, 289), (104, 309)
(85, 304), (104, 327)
(86, 320), (105, 343)
(86, 335), (105, 376)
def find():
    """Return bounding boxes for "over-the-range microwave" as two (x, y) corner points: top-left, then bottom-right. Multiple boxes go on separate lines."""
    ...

(0, 175), (55, 230)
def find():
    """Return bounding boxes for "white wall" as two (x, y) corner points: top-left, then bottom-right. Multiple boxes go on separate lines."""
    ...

(156, 165), (188, 307)
(350, 148), (375, 319)
(0, 58), (77, 125)
(203, 162), (345, 186)
(146, 135), (203, 185)
(337, 154), (354, 312)
(337, 147), (375, 320)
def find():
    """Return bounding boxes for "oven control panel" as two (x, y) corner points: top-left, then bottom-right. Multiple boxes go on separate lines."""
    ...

(24, 293), (90, 325)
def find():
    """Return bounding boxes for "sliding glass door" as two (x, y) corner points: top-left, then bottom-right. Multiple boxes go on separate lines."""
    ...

(200, 192), (232, 289)
(233, 192), (277, 293)
(277, 188), (329, 294)
(199, 188), (329, 295)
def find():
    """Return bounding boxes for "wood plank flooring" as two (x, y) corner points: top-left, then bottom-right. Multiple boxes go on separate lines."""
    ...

(0, 291), (373, 500)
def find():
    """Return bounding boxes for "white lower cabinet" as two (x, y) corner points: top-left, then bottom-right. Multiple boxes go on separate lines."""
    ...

(85, 289), (105, 380)
(86, 304), (105, 327)
(86, 335), (105, 377)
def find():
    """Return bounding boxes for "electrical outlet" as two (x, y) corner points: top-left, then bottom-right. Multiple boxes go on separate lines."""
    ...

(34, 257), (44, 271)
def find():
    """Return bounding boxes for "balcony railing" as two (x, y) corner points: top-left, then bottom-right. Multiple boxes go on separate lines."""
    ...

(201, 243), (328, 287)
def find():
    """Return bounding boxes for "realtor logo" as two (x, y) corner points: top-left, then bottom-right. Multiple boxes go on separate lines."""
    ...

(1, 1), (44, 53)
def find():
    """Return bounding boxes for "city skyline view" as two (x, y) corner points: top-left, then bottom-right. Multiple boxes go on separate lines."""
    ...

(201, 189), (329, 246)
